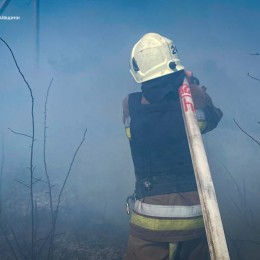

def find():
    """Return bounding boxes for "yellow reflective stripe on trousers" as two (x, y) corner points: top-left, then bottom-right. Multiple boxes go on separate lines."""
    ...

(169, 243), (178, 260)
(131, 212), (204, 231)
(134, 200), (202, 218)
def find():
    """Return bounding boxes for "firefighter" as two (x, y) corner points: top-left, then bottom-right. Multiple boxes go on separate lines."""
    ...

(123, 33), (223, 260)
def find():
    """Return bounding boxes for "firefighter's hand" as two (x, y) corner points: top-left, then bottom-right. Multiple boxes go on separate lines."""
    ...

(184, 70), (211, 109)
(185, 70), (193, 79)
(190, 85), (211, 109)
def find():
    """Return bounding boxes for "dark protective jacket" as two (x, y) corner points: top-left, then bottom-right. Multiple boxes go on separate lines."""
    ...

(128, 92), (197, 199)
(126, 71), (222, 199)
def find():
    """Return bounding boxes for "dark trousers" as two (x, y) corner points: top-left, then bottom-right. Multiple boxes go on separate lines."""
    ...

(125, 235), (210, 260)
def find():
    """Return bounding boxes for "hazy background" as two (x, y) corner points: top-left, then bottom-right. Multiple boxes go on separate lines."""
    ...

(0, 0), (260, 258)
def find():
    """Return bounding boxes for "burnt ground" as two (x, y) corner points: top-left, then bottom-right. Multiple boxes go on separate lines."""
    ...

(53, 227), (127, 260)
(0, 222), (128, 260)
(0, 186), (128, 259)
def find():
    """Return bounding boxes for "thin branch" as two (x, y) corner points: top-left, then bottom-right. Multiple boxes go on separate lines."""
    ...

(229, 193), (242, 214)
(0, 37), (34, 97)
(36, 232), (65, 244)
(42, 78), (56, 260)
(34, 200), (38, 258)
(222, 164), (244, 210)
(51, 128), (87, 257)
(55, 128), (87, 213)
(233, 119), (260, 146)
(10, 227), (27, 260)
(247, 209), (259, 233)
(32, 178), (43, 185)
(36, 233), (51, 258)
(247, 72), (260, 82)
(33, 177), (47, 183)
(223, 165), (260, 237)
(14, 180), (30, 189)
(222, 165), (246, 218)
(8, 128), (33, 139)
(0, 224), (18, 260)
(242, 180), (248, 220)
(36, 232), (65, 258)
(250, 53), (260, 55)
(0, 36), (36, 259)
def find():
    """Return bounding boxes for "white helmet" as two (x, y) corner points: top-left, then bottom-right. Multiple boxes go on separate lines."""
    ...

(130, 33), (184, 83)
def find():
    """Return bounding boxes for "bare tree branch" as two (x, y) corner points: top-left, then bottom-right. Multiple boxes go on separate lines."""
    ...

(233, 119), (260, 146)
(223, 164), (260, 236)
(51, 127), (87, 258)
(0, 36), (36, 259)
(250, 53), (260, 56)
(32, 178), (43, 185)
(10, 227), (27, 260)
(36, 232), (65, 258)
(8, 128), (33, 139)
(222, 164), (245, 215)
(247, 72), (260, 82)
(0, 224), (18, 260)
(34, 200), (38, 258)
(36, 232), (65, 244)
(14, 180), (30, 189)
(42, 78), (56, 260)
(55, 127), (87, 211)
